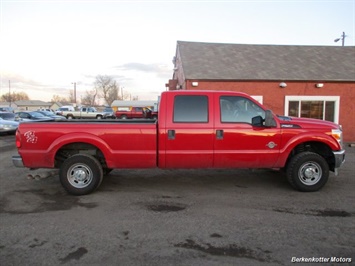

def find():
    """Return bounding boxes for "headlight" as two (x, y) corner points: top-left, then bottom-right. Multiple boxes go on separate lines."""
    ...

(332, 128), (343, 148)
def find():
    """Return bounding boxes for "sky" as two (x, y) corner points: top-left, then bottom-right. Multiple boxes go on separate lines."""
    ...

(0, 0), (354, 104)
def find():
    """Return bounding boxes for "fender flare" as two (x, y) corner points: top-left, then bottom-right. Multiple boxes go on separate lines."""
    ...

(45, 133), (113, 167)
(276, 132), (340, 167)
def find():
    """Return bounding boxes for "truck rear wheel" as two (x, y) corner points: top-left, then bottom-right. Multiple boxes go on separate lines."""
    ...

(286, 152), (329, 192)
(59, 154), (103, 195)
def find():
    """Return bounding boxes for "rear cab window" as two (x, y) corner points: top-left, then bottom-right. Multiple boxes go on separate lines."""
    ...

(173, 95), (208, 123)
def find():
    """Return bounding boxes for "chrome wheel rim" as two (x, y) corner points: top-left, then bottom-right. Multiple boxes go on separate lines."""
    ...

(298, 162), (322, 185)
(67, 163), (93, 188)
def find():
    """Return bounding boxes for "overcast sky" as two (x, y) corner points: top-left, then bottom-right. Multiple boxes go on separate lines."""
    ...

(0, 0), (354, 103)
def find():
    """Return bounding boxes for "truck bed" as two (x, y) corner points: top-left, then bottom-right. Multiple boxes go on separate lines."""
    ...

(16, 119), (158, 169)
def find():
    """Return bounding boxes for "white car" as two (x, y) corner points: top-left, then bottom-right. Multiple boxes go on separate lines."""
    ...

(0, 117), (19, 134)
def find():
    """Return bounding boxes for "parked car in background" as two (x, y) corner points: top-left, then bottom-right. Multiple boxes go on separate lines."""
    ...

(15, 111), (54, 122)
(103, 107), (115, 119)
(0, 112), (16, 121)
(143, 107), (158, 120)
(59, 106), (105, 119)
(36, 111), (67, 121)
(0, 117), (18, 135)
(55, 106), (75, 115)
(0, 107), (15, 113)
(115, 106), (149, 119)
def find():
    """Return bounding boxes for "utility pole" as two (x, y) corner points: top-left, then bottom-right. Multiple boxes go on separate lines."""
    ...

(72, 82), (77, 103)
(334, 32), (346, 46)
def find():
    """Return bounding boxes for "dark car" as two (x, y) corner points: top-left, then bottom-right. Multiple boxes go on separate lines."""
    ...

(103, 107), (115, 119)
(15, 111), (54, 122)
(36, 111), (67, 121)
(0, 112), (16, 121)
(0, 107), (15, 113)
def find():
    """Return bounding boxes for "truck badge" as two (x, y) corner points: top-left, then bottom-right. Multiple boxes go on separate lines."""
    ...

(266, 142), (277, 149)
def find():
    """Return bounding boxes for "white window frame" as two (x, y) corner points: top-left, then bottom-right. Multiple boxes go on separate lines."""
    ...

(285, 95), (340, 124)
(251, 95), (263, 104)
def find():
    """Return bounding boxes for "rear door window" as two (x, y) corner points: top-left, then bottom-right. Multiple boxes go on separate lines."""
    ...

(173, 95), (208, 123)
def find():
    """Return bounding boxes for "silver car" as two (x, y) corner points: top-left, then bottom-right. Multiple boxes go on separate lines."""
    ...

(0, 117), (19, 134)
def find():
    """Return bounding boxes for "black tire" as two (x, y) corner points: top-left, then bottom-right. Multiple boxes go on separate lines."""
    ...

(286, 152), (329, 192)
(121, 115), (127, 119)
(96, 115), (103, 119)
(59, 154), (103, 195)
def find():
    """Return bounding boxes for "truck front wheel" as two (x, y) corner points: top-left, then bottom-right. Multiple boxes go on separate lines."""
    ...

(286, 152), (329, 192)
(59, 154), (103, 195)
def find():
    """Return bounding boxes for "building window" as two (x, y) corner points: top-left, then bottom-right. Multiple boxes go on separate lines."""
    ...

(285, 96), (340, 123)
(251, 95), (263, 104)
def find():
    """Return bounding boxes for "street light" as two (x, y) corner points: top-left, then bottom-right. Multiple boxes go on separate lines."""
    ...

(334, 32), (346, 46)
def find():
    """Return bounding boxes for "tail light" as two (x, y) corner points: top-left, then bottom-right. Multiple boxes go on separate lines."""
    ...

(15, 130), (21, 148)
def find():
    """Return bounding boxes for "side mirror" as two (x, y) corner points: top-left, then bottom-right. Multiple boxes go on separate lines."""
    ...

(265, 110), (277, 127)
(252, 116), (263, 127)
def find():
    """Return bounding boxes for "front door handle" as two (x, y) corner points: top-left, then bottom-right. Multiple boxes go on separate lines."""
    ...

(216, 129), (224, 140)
(168, 130), (175, 140)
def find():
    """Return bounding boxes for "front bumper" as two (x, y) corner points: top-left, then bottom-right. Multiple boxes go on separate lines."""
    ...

(12, 155), (24, 167)
(333, 149), (345, 175)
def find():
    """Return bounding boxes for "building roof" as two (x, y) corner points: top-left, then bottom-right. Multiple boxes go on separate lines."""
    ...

(177, 41), (355, 81)
(15, 100), (51, 106)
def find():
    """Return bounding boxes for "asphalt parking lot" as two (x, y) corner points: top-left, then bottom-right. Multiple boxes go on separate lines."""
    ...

(0, 134), (354, 266)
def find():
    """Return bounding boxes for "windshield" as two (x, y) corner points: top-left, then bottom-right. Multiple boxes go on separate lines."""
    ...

(40, 111), (53, 116)
(0, 113), (15, 120)
(30, 112), (46, 118)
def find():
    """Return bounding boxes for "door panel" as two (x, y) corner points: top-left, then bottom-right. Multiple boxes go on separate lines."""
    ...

(214, 95), (281, 168)
(163, 94), (214, 168)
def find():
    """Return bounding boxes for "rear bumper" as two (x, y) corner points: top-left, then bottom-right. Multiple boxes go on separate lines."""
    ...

(12, 155), (24, 167)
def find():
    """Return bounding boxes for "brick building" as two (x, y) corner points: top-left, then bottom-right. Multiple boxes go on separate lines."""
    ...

(167, 41), (355, 142)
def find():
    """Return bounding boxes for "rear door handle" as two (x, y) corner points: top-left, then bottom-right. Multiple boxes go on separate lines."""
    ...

(168, 130), (175, 140)
(216, 129), (224, 140)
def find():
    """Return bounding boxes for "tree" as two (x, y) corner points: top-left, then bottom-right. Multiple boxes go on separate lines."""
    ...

(51, 95), (69, 103)
(51, 91), (75, 103)
(81, 89), (98, 106)
(1, 92), (29, 102)
(94, 75), (120, 106)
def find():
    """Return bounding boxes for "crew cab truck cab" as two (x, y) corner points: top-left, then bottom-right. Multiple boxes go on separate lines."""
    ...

(12, 90), (345, 195)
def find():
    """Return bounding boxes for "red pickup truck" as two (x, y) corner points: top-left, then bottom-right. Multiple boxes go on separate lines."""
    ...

(12, 90), (345, 195)
(115, 106), (147, 119)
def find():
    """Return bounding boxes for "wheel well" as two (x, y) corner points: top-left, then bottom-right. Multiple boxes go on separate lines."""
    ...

(55, 142), (107, 169)
(286, 142), (335, 171)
